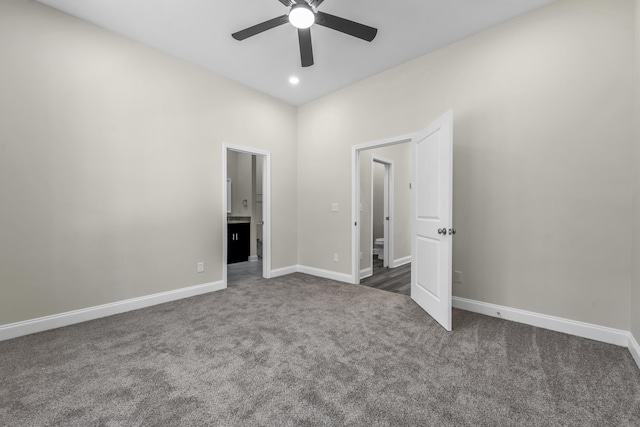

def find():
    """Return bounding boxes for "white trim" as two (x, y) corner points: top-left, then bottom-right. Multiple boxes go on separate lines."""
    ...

(223, 144), (272, 284)
(298, 265), (355, 284)
(270, 265), (298, 278)
(0, 281), (225, 342)
(372, 156), (394, 270)
(269, 265), (356, 283)
(352, 134), (416, 152)
(452, 297), (629, 347)
(248, 255), (259, 262)
(271, 265), (356, 284)
(629, 333), (640, 370)
(351, 146), (360, 284)
(360, 267), (373, 279)
(370, 159), (375, 268)
(392, 255), (411, 268)
(352, 134), (414, 285)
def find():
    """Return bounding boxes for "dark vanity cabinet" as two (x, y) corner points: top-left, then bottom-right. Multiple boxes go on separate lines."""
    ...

(227, 221), (250, 264)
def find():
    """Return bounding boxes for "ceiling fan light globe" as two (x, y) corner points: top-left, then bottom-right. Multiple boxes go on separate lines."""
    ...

(289, 5), (315, 29)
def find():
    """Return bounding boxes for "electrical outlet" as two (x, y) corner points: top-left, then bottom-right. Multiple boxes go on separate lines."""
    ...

(333, 253), (339, 262)
(197, 262), (204, 273)
(454, 270), (462, 283)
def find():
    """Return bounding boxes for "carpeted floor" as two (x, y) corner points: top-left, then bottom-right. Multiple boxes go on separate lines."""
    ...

(1, 273), (639, 426)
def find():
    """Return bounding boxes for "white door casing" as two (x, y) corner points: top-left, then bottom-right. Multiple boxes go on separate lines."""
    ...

(382, 161), (390, 268)
(411, 111), (453, 331)
(372, 157), (393, 269)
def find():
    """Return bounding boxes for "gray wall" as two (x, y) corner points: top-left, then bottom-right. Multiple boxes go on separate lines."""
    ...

(632, 0), (640, 340)
(298, 0), (635, 329)
(0, 0), (297, 325)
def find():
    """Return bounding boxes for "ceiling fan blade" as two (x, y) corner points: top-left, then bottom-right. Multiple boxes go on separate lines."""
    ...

(315, 11), (377, 42)
(298, 28), (314, 67)
(232, 15), (289, 41)
(277, 0), (294, 6)
(308, 0), (325, 7)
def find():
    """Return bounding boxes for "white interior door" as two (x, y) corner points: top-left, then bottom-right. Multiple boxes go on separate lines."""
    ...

(411, 110), (453, 331)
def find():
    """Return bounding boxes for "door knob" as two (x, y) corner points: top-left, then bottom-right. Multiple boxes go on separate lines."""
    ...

(437, 228), (447, 235)
(449, 228), (456, 235)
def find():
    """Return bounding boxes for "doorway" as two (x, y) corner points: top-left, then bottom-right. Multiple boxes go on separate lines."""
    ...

(222, 144), (271, 286)
(354, 139), (412, 295)
(351, 110), (454, 331)
(372, 157), (391, 269)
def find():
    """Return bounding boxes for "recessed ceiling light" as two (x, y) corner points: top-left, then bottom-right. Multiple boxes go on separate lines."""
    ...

(289, 76), (300, 85)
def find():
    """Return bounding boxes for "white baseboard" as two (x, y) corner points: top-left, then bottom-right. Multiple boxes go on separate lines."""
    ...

(248, 255), (259, 262)
(270, 265), (298, 278)
(359, 267), (373, 280)
(392, 256), (411, 268)
(452, 296), (629, 347)
(0, 280), (225, 342)
(297, 265), (354, 284)
(271, 265), (355, 284)
(629, 333), (640, 370)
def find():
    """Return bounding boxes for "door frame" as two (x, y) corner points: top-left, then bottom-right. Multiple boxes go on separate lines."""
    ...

(222, 143), (272, 286)
(371, 156), (393, 270)
(351, 134), (413, 284)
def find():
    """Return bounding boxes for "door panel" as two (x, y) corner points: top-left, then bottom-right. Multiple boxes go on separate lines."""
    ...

(416, 136), (442, 220)
(416, 237), (440, 299)
(411, 111), (453, 331)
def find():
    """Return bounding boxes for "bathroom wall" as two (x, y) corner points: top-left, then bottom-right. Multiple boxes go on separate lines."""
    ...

(227, 151), (253, 217)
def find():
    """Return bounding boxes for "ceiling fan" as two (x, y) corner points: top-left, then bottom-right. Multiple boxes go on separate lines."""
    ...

(231, 0), (378, 68)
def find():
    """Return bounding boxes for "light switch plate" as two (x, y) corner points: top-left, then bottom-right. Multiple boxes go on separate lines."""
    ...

(331, 203), (339, 212)
(454, 271), (462, 283)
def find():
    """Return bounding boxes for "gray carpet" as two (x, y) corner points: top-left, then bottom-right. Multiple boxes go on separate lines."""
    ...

(1, 273), (639, 426)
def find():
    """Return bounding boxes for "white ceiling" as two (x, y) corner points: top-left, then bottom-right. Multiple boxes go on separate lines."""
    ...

(36, 0), (556, 106)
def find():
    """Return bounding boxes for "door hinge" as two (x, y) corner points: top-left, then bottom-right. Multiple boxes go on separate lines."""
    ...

(354, 222), (357, 226)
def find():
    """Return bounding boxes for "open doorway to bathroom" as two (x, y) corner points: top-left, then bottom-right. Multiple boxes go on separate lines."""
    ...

(372, 158), (390, 268)
(223, 145), (271, 286)
(356, 140), (412, 295)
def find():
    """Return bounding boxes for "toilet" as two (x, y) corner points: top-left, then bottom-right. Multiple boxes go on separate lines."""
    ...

(374, 238), (384, 260)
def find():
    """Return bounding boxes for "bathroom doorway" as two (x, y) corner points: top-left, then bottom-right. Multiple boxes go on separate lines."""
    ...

(372, 158), (391, 269)
(222, 144), (271, 286)
(356, 140), (412, 295)
(352, 112), (454, 329)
